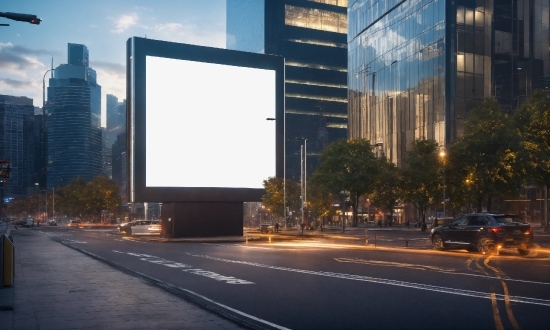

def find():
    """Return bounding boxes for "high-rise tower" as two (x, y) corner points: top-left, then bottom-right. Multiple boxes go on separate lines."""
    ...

(47, 43), (102, 188)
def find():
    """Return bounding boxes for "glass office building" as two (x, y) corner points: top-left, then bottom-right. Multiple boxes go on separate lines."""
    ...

(0, 95), (35, 196)
(47, 44), (102, 188)
(227, 0), (348, 181)
(348, 0), (550, 166)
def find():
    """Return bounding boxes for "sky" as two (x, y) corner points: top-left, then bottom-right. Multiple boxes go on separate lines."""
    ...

(0, 0), (226, 126)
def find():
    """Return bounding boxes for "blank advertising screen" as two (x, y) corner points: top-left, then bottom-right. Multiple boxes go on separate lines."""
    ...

(127, 37), (284, 203)
(145, 56), (276, 189)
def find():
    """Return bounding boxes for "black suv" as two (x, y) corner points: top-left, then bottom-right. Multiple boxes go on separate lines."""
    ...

(430, 213), (533, 255)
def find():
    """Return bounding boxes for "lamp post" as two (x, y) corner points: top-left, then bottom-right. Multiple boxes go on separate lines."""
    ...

(440, 150), (446, 217)
(297, 138), (307, 226)
(42, 68), (53, 189)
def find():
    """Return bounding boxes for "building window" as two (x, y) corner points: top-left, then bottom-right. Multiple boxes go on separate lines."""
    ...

(309, 0), (348, 7)
(285, 5), (347, 34)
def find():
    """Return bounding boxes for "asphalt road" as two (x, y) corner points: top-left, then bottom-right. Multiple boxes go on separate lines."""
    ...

(37, 227), (550, 330)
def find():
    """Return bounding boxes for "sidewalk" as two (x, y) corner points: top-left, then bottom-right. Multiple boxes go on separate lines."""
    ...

(0, 226), (247, 330)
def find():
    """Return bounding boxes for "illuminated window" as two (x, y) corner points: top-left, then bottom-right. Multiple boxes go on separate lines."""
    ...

(286, 61), (347, 72)
(457, 54), (465, 71)
(287, 38), (347, 48)
(285, 5), (347, 34)
(309, 0), (348, 7)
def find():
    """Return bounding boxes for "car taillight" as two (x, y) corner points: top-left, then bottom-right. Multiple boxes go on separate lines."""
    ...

(489, 228), (502, 234)
(525, 228), (532, 235)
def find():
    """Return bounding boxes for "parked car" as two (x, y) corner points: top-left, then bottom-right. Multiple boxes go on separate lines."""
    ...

(68, 219), (82, 227)
(119, 220), (160, 235)
(48, 219), (57, 226)
(147, 221), (161, 233)
(430, 213), (533, 255)
(260, 223), (274, 233)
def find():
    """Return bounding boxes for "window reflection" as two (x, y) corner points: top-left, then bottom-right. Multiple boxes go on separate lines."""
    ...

(309, 0), (348, 7)
(285, 5), (347, 34)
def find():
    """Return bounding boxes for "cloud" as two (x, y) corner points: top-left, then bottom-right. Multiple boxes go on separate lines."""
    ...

(0, 77), (35, 89)
(0, 42), (53, 76)
(90, 61), (125, 77)
(111, 13), (139, 33)
(151, 22), (225, 48)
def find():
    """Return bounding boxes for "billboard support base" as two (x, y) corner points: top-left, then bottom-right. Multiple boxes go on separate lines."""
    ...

(161, 202), (243, 238)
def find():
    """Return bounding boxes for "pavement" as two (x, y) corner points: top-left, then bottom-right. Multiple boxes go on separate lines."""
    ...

(0, 223), (248, 330)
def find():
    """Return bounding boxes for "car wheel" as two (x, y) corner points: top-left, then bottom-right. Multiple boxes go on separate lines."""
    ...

(433, 234), (445, 250)
(476, 237), (494, 255)
(518, 248), (530, 256)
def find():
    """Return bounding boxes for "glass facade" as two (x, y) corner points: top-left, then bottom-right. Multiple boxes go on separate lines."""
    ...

(349, 0), (550, 167)
(47, 44), (102, 188)
(227, 0), (348, 181)
(0, 95), (35, 196)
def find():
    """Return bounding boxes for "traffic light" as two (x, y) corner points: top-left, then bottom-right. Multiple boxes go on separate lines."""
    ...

(0, 12), (41, 25)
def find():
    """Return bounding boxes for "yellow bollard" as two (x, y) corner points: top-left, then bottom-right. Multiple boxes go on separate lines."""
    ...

(269, 236), (272, 243)
(3, 234), (15, 286)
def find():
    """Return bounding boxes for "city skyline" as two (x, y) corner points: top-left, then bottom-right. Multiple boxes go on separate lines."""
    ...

(0, 0), (226, 127)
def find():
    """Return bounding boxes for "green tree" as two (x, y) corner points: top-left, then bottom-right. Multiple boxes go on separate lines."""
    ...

(58, 177), (86, 219)
(310, 139), (379, 227)
(514, 89), (550, 230)
(370, 156), (403, 226)
(262, 177), (300, 221)
(449, 98), (521, 212)
(402, 139), (441, 229)
(307, 176), (338, 227)
(81, 175), (120, 222)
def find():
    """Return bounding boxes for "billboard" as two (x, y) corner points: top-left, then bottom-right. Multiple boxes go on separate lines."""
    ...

(127, 37), (284, 203)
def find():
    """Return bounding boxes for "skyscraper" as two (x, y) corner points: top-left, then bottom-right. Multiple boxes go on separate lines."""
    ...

(0, 95), (35, 196)
(227, 0), (348, 181)
(105, 94), (126, 149)
(348, 0), (550, 166)
(47, 43), (102, 188)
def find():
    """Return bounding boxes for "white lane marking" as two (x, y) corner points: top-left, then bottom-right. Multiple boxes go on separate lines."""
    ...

(186, 253), (550, 307)
(112, 251), (254, 284)
(335, 257), (550, 286)
(63, 239), (87, 244)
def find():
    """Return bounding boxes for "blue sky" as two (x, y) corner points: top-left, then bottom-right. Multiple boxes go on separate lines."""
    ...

(0, 0), (226, 126)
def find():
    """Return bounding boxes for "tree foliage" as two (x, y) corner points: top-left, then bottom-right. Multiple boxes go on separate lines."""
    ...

(402, 139), (441, 226)
(513, 89), (550, 187)
(370, 156), (403, 225)
(262, 177), (300, 219)
(448, 98), (521, 212)
(310, 139), (379, 226)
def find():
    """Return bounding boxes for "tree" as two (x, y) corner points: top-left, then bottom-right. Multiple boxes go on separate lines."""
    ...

(310, 139), (379, 227)
(58, 177), (86, 219)
(262, 177), (300, 221)
(307, 176), (338, 227)
(81, 175), (120, 222)
(514, 89), (550, 230)
(370, 156), (403, 226)
(402, 139), (441, 230)
(448, 98), (521, 212)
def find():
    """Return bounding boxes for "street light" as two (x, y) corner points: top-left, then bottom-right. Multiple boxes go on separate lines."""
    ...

(440, 150), (446, 217)
(0, 12), (41, 26)
(296, 138), (307, 225)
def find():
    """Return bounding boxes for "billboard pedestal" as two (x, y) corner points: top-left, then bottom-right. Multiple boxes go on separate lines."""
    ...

(161, 202), (243, 238)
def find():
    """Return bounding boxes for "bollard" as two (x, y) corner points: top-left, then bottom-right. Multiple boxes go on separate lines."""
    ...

(405, 240), (408, 247)
(365, 230), (368, 245)
(2, 234), (15, 286)
(245, 236), (248, 244)
(269, 236), (272, 243)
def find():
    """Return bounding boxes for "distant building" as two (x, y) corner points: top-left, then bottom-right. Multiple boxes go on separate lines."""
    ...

(227, 0), (348, 181)
(348, 0), (550, 166)
(0, 95), (35, 196)
(105, 94), (125, 148)
(47, 43), (102, 188)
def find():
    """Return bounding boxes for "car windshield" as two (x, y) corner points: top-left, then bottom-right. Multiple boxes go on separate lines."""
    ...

(493, 215), (527, 224)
